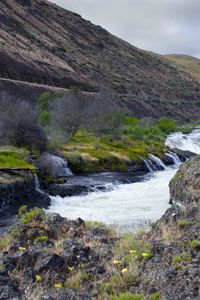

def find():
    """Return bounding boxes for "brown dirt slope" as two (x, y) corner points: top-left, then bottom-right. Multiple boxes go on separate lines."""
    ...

(0, 0), (200, 120)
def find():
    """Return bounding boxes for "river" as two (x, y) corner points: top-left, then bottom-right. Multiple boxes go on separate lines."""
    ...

(48, 128), (200, 231)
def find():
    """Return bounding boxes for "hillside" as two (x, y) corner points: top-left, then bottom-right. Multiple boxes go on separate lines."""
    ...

(165, 54), (200, 81)
(0, 0), (200, 120)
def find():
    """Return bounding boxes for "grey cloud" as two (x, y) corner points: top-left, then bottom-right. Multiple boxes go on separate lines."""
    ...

(50, 0), (200, 57)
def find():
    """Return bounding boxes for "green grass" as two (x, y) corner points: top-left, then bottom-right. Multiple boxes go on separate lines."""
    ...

(59, 116), (171, 173)
(0, 147), (35, 169)
(109, 293), (144, 300)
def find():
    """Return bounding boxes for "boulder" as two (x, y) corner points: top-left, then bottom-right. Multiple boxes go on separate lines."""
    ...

(36, 153), (73, 179)
(169, 155), (200, 205)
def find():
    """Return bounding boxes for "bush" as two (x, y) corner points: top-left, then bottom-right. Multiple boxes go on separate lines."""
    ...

(21, 208), (45, 225)
(123, 115), (139, 127)
(147, 292), (162, 300)
(157, 117), (177, 134)
(109, 293), (144, 300)
(65, 270), (89, 290)
(0, 99), (47, 152)
(172, 252), (191, 267)
(0, 236), (11, 250)
(38, 111), (51, 127)
(34, 235), (49, 243)
(177, 219), (189, 228)
(37, 92), (52, 111)
(189, 239), (200, 249)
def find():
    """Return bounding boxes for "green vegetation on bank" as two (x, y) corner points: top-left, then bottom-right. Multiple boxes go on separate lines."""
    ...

(58, 117), (187, 173)
(0, 146), (35, 169)
(0, 89), (197, 172)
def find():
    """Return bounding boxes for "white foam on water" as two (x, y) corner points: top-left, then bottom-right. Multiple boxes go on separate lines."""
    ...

(166, 128), (200, 155)
(48, 128), (200, 231)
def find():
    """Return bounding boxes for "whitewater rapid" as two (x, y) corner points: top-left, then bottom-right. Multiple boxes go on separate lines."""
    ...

(48, 128), (200, 231)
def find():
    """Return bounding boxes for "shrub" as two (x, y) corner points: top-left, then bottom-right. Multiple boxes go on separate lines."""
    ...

(65, 270), (89, 290)
(157, 117), (177, 134)
(18, 205), (28, 216)
(38, 111), (51, 127)
(172, 252), (191, 267)
(177, 219), (189, 228)
(21, 208), (45, 225)
(99, 274), (128, 296)
(0, 99), (47, 152)
(109, 293), (144, 300)
(0, 236), (11, 250)
(189, 239), (200, 249)
(114, 233), (152, 266)
(34, 235), (49, 243)
(37, 92), (52, 111)
(123, 115), (139, 127)
(147, 292), (162, 300)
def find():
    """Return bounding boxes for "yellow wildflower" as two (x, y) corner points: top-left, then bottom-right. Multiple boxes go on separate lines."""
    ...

(121, 268), (127, 273)
(113, 260), (122, 265)
(130, 250), (137, 254)
(54, 283), (62, 289)
(68, 267), (73, 272)
(35, 275), (42, 282)
(142, 252), (149, 257)
(18, 246), (26, 251)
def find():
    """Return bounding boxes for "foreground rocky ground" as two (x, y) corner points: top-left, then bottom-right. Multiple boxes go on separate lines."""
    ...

(0, 156), (199, 299)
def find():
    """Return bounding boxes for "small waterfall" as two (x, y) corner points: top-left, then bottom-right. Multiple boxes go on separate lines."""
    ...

(142, 158), (155, 172)
(52, 156), (73, 177)
(165, 152), (181, 166)
(148, 154), (166, 170)
(34, 174), (44, 194)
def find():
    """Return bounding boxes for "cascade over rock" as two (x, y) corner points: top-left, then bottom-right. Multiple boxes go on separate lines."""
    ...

(0, 170), (51, 217)
(36, 153), (73, 179)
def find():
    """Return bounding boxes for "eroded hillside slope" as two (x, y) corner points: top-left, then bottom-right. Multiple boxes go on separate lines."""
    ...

(0, 0), (200, 120)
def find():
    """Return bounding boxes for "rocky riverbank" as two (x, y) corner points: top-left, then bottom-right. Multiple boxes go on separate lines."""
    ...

(0, 155), (199, 299)
(0, 170), (50, 219)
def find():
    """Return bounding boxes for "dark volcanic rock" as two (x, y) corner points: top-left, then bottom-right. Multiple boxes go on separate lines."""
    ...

(0, 170), (50, 218)
(0, 273), (22, 300)
(162, 154), (174, 166)
(0, 212), (115, 300)
(47, 171), (144, 197)
(171, 148), (197, 162)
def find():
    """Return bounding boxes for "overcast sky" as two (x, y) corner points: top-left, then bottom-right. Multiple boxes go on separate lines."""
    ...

(50, 0), (200, 58)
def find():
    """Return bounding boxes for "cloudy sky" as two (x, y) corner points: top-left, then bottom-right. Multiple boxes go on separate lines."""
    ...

(50, 0), (200, 57)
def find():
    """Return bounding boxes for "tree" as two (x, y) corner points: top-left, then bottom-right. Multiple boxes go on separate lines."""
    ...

(88, 87), (122, 137)
(0, 99), (47, 152)
(51, 90), (89, 140)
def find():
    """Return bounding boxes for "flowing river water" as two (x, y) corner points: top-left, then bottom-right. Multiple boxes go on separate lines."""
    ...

(48, 128), (200, 231)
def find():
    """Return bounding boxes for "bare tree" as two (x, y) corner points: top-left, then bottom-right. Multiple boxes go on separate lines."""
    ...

(50, 90), (89, 140)
(87, 87), (122, 136)
(0, 99), (47, 152)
